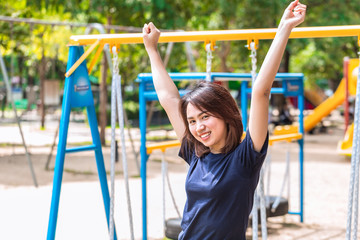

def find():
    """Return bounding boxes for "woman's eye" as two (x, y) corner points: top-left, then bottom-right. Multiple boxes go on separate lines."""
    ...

(202, 115), (209, 120)
(189, 120), (195, 125)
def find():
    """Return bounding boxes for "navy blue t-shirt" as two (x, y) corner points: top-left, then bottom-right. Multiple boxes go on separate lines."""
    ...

(178, 130), (268, 240)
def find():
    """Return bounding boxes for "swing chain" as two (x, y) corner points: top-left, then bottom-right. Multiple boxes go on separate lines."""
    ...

(206, 43), (213, 82)
(112, 46), (119, 76)
(249, 41), (257, 85)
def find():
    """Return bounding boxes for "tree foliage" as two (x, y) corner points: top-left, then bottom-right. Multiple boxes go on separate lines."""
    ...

(1, 0), (360, 93)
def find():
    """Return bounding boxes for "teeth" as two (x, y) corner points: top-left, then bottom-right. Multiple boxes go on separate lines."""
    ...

(200, 132), (210, 138)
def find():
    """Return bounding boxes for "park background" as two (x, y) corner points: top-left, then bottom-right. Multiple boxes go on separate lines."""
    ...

(1, 0), (360, 135)
(1, 0), (360, 240)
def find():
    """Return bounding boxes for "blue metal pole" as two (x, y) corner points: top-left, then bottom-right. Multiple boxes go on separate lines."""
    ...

(139, 81), (148, 240)
(47, 46), (117, 239)
(47, 47), (75, 240)
(298, 138), (304, 222)
(241, 81), (248, 131)
(298, 79), (305, 223)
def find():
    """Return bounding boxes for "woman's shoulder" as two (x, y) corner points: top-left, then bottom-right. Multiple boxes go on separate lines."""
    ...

(179, 137), (196, 164)
(233, 129), (269, 156)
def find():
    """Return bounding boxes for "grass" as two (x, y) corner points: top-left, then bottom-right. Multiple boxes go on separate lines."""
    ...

(0, 142), (26, 147)
(69, 141), (93, 146)
(146, 135), (177, 142)
(47, 167), (140, 178)
(151, 158), (162, 163)
(147, 124), (173, 131)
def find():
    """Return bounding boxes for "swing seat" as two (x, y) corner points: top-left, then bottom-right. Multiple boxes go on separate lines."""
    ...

(165, 218), (182, 240)
(249, 195), (289, 224)
(267, 196), (289, 217)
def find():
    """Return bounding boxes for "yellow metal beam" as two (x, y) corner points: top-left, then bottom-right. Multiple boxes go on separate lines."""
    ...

(268, 133), (303, 146)
(146, 133), (303, 154)
(146, 140), (181, 154)
(69, 25), (360, 46)
(88, 43), (104, 75)
(66, 25), (360, 77)
(65, 39), (100, 78)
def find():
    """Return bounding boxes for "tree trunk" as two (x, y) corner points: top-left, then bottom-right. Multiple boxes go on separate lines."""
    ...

(218, 42), (231, 72)
(217, 41), (231, 89)
(279, 49), (290, 73)
(39, 49), (46, 129)
(98, 16), (112, 145)
(99, 53), (108, 145)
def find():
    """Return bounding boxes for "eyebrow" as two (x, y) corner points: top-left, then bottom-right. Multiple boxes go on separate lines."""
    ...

(187, 110), (208, 120)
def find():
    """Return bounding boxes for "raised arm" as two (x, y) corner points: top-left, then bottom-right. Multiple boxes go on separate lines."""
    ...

(143, 23), (185, 140)
(249, 0), (306, 151)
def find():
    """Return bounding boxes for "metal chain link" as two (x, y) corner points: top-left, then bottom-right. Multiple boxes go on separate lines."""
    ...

(248, 41), (260, 240)
(109, 46), (118, 240)
(248, 40), (266, 240)
(346, 51), (360, 240)
(251, 190), (258, 240)
(249, 41), (257, 87)
(206, 43), (213, 82)
(161, 151), (182, 232)
(272, 144), (291, 212)
(112, 48), (119, 76)
(115, 69), (135, 240)
(259, 167), (268, 240)
(110, 46), (135, 240)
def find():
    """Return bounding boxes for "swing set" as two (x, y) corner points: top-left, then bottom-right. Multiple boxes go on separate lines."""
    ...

(47, 24), (360, 240)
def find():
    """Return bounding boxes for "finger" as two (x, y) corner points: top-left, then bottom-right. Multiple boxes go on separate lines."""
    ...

(294, 4), (306, 10)
(143, 23), (150, 34)
(287, 0), (299, 10)
(294, 6), (306, 12)
(148, 22), (156, 31)
(295, 4), (306, 11)
(294, 6), (306, 14)
(294, 3), (306, 9)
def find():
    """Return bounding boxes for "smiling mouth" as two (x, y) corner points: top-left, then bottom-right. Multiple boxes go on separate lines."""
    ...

(199, 132), (211, 140)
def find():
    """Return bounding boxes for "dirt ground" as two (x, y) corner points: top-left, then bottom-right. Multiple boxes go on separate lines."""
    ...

(0, 113), (360, 240)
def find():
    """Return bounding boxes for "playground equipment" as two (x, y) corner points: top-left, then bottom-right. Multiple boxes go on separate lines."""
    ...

(274, 57), (359, 157)
(137, 72), (305, 240)
(146, 142), (183, 240)
(274, 58), (359, 136)
(246, 40), (265, 239)
(48, 25), (360, 240)
(109, 46), (134, 240)
(0, 47), (38, 187)
(338, 58), (359, 156)
(46, 46), (117, 240)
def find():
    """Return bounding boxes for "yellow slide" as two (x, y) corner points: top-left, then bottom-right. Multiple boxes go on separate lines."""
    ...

(274, 59), (359, 136)
(337, 123), (354, 156)
(273, 78), (347, 135)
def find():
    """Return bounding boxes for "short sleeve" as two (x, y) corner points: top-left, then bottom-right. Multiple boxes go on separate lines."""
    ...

(235, 129), (269, 172)
(178, 137), (195, 165)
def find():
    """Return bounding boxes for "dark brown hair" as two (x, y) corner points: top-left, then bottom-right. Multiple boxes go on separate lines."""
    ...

(180, 81), (243, 157)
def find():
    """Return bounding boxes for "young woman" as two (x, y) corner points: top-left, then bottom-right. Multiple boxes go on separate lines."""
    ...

(143, 1), (306, 239)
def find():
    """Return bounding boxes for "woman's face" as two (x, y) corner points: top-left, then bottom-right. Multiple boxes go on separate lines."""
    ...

(186, 103), (227, 154)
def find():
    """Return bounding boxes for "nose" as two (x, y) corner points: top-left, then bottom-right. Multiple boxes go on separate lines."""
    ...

(196, 122), (205, 132)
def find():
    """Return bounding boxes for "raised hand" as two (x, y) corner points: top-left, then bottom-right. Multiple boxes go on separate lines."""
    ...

(280, 0), (307, 29)
(142, 22), (161, 53)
